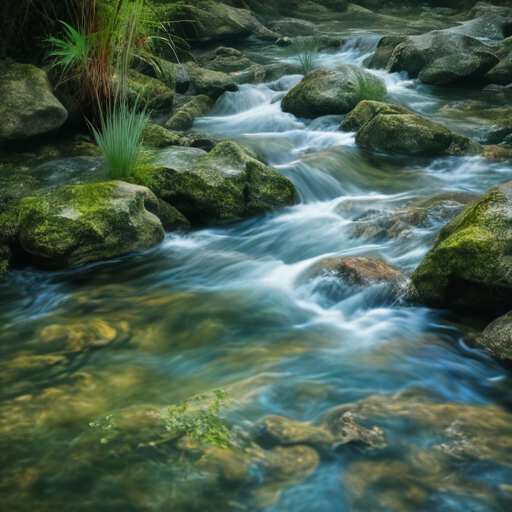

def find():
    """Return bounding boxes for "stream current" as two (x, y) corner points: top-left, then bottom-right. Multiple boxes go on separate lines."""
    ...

(2, 35), (512, 511)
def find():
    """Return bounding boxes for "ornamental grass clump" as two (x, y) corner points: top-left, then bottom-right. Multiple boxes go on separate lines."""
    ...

(294, 37), (320, 74)
(88, 99), (150, 180)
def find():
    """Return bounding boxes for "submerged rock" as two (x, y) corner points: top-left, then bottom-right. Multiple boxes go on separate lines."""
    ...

(340, 100), (483, 155)
(18, 181), (165, 268)
(479, 311), (512, 361)
(303, 256), (407, 303)
(132, 142), (297, 224)
(165, 95), (214, 131)
(0, 61), (68, 145)
(281, 64), (387, 119)
(387, 30), (499, 86)
(412, 179), (512, 312)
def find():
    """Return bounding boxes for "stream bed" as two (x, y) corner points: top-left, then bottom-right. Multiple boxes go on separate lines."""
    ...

(2, 32), (512, 512)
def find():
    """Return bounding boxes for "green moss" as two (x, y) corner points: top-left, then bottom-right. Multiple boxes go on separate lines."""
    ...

(165, 95), (214, 131)
(412, 183), (512, 311)
(143, 123), (180, 149)
(18, 182), (164, 268)
(128, 70), (175, 111)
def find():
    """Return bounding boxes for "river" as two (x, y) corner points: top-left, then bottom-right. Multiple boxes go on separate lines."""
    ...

(1, 34), (512, 512)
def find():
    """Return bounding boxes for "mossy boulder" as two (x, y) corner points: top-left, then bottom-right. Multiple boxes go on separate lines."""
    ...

(479, 311), (512, 361)
(387, 30), (499, 86)
(132, 142), (297, 224)
(0, 61), (68, 145)
(232, 62), (303, 85)
(128, 70), (175, 111)
(184, 63), (238, 100)
(157, 1), (277, 42)
(0, 244), (10, 280)
(411, 180), (512, 313)
(18, 181), (165, 268)
(143, 123), (180, 149)
(281, 65), (387, 119)
(340, 100), (483, 155)
(165, 95), (215, 131)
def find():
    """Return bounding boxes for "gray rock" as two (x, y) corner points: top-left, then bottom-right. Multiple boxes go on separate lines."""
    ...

(281, 64), (387, 119)
(0, 61), (68, 144)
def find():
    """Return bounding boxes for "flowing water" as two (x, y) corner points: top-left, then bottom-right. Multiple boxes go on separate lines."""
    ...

(2, 35), (512, 512)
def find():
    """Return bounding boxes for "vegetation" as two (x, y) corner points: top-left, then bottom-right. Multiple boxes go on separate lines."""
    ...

(88, 99), (150, 179)
(166, 390), (235, 447)
(294, 37), (320, 74)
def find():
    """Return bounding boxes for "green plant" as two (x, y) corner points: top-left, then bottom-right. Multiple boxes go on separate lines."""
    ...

(88, 98), (150, 180)
(166, 390), (234, 447)
(294, 37), (319, 74)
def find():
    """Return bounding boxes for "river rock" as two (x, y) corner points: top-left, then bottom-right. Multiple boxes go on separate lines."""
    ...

(143, 123), (181, 148)
(308, 257), (407, 287)
(0, 61), (68, 145)
(340, 101), (483, 155)
(159, 1), (277, 42)
(232, 62), (304, 85)
(164, 95), (215, 131)
(281, 64), (387, 119)
(451, 11), (512, 40)
(18, 181), (165, 268)
(387, 30), (500, 86)
(411, 179), (512, 312)
(132, 142), (297, 224)
(184, 63), (238, 99)
(0, 245), (9, 280)
(197, 47), (256, 73)
(478, 312), (512, 361)
(365, 35), (407, 70)
(128, 70), (175, 111)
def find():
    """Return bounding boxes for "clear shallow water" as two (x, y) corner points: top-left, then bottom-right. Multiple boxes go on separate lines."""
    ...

(2, 36), (512, 512)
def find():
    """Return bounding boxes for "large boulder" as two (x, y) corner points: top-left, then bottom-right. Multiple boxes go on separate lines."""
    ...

(365, 36), (407, 70)
(157, 1), (277, 42)
(340, 101), (483, 155)
(387, 30), (499, 86)
(281, 64), (387, 119)
(0, 61), (68, 145)
(411, 180), (512, 313)
(18, 181), (165, 268)
(451, 11), (512, 40)
(131, 142), (297, 224)
(479, 312), (512, 361)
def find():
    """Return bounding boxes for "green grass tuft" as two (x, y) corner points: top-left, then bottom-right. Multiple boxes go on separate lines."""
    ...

(88, 100), (150, 181)
(294, 37), (319, 74)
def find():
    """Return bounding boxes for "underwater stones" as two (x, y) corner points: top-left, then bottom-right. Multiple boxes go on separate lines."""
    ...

(18, 181), (165, 268)
(257, 415), (338, 450)
(479, 311), (512, 361)
(307, 256), (407, 291)
(0, 61), (68, 145)
(340, 100), (483, 155)
(281, 64), (387, 119)
(184, 63), (238, 100)
(387, 29), (499, 86)
(127, 70), (175, 111)
(136, 142), (297, 224)
(411, 180), (512, 312)
(165, 95), (215, 131)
